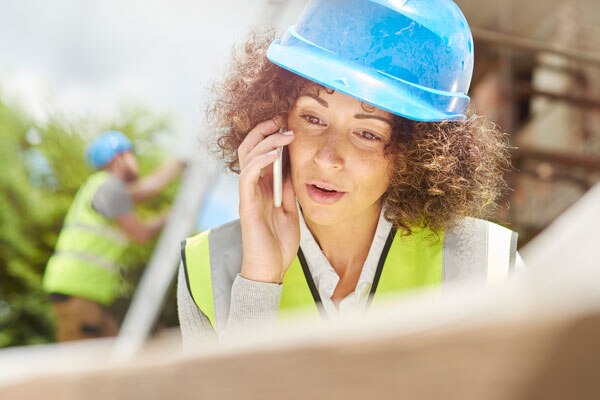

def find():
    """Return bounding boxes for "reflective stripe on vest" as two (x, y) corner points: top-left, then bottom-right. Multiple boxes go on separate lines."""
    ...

(43, 171), (129, 305)
(182, 218), (517, 331)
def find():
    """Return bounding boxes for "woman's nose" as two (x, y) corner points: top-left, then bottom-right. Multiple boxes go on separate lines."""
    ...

(313, 129), (344, 170)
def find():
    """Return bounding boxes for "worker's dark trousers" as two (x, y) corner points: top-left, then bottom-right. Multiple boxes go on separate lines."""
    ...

(49, 294), (118, 342)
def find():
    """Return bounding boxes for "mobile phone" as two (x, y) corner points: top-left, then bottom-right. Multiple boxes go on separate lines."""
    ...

(273, 128), (284, 208)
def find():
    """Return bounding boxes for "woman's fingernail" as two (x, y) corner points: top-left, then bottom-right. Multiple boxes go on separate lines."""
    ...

(282, 130), (294, 136)
(266, 149), (278, 156)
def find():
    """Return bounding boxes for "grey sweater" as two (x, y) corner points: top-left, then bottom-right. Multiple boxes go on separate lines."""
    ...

(177, 265), (282, 348)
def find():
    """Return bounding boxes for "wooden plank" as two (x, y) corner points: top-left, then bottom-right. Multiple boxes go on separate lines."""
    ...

(2, 312), (599, 400)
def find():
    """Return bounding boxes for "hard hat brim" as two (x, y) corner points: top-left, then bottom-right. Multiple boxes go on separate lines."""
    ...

(267, 39), (469, 123)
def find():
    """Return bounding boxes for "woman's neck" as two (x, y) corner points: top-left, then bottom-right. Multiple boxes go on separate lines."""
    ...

(304, 202), (382, 278)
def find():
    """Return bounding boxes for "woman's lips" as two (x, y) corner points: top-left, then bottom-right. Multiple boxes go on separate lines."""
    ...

(305, 183), (346, 205)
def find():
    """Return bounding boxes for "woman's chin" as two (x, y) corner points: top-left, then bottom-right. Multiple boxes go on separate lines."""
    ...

(298, 199), (346, 227)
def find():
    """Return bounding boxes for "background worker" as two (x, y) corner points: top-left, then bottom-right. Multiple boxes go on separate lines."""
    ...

(43, 130), (186, 342)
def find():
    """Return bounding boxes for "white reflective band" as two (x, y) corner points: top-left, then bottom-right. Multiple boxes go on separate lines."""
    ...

(65, 223), (128, 245)
(56, 251), (119, 272)
(486, 223), (512, 284)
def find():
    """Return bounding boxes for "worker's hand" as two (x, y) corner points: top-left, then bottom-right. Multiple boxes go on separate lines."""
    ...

(238, 117), (299, 284)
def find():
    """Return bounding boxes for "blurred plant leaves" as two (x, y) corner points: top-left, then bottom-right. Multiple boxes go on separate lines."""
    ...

(0, 96), (180, 347)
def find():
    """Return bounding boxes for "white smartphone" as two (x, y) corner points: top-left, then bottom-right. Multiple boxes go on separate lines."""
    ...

(273, 128), (284, 208)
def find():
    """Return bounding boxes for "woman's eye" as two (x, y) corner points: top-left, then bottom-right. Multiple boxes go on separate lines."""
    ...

(356, 131), (381, 141)
(301, 114), (325, 126)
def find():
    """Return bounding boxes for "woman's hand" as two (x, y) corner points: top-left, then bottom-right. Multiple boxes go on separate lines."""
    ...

(238, 118), (299, 283)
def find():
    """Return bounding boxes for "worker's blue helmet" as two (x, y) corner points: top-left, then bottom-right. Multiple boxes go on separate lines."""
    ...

(86, 130), (133, 169)
(267, 0), (474, 122)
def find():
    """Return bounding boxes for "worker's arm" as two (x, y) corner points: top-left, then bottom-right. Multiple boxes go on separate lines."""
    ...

(128, 160), (186, 203)
(115, 212), (168, 244)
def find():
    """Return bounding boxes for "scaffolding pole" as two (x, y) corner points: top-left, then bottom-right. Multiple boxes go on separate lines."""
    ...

(111, 158), (216, 361)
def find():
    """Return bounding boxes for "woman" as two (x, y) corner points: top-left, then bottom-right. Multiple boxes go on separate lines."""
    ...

(178, 0), (522, 346)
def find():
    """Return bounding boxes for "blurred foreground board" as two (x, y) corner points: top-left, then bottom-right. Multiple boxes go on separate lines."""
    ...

(1, 184), (600, 399)
(1, 310), (599, 400)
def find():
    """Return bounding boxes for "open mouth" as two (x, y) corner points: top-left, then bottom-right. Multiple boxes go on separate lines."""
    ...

(306, 182), (346, 205)
(312, 184), (338, 193)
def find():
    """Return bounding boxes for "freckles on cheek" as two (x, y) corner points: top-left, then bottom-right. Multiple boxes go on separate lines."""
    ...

(287, 141), (304, 178)
(359, 153), (393, 186)
(358, 151), (388, 169)
(288, 134), (314, 162)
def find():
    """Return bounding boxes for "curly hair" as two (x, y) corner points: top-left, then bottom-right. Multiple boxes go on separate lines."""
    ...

(207, 30), (511, 235)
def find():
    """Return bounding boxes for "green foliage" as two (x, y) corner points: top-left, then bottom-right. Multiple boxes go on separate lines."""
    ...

(0, 98), (180, 347)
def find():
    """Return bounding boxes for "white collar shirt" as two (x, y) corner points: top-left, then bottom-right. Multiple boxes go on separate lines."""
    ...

(298, 208), (393, 318)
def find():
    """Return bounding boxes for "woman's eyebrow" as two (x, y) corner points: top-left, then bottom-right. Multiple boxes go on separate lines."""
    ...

(354, 113), (393, 125)
(300, 93), (328, 107)
(298, 95), (392, 125)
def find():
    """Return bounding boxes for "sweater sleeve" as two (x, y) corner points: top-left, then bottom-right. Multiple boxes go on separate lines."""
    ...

(177, 265), (283, 349)
(177, 264), (217, 349)
(223, 274), (283, 334)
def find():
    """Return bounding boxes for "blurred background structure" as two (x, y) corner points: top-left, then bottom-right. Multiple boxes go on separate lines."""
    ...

(462, 0), (600, 245)
(0, 0), (599, 380)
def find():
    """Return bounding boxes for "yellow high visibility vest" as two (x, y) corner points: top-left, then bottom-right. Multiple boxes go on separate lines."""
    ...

(182, 218), (517, 330)
(43, 171), (129, 305)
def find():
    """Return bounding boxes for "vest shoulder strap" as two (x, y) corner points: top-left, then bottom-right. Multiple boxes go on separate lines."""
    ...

(65, 171), (110, 223)
(443, 217), (518, 284)
(182, 219), (244, 330)
(182, 229), (214, 327)
(484, 219), (519, 283)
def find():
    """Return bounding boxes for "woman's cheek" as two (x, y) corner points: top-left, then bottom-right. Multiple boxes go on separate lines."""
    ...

(287, 139), (303, 177)
(288, 128), (313, 157)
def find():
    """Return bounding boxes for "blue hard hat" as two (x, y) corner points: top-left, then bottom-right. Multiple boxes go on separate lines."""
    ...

(267, 0), (474, 122)
(86, 130), (133, 169)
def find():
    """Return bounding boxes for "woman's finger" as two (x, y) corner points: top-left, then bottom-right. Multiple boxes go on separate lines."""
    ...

(243, 130), (294, 169)
(239, 149), (280, 204)
(237, 118), (284, 165)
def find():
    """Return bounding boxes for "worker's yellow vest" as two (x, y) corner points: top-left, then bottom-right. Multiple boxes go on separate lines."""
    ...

(43, 171), (129, 305)
(182, 218), (517, 330)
